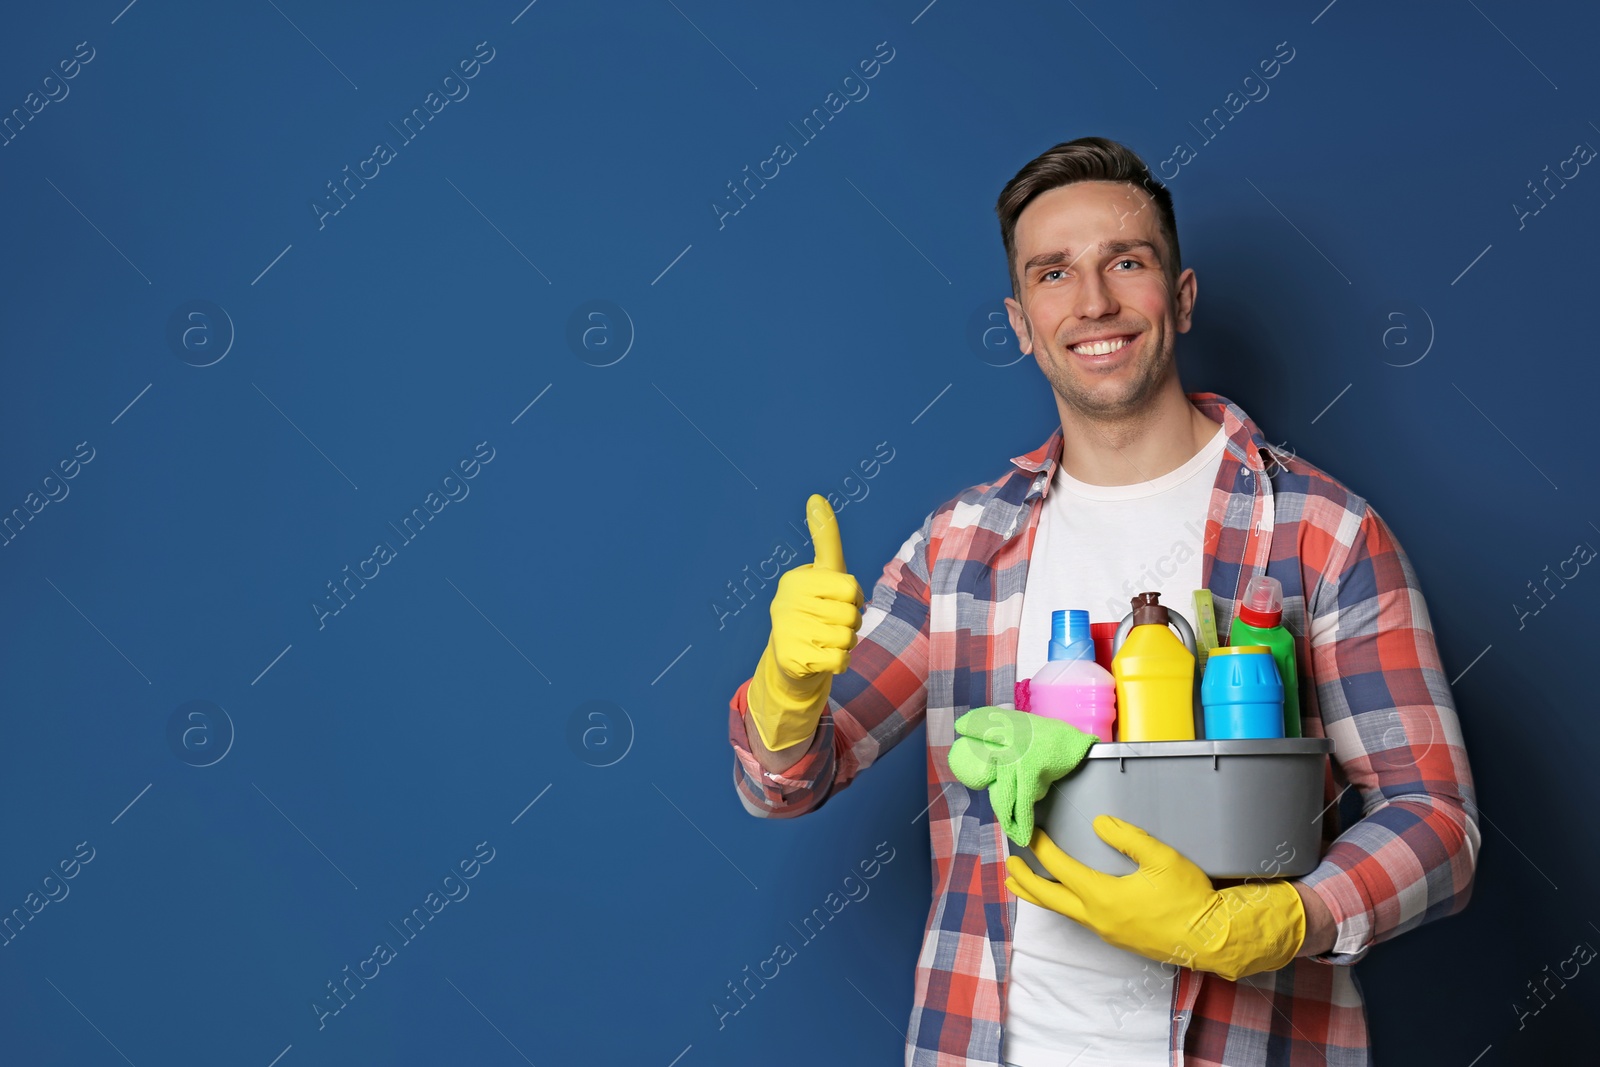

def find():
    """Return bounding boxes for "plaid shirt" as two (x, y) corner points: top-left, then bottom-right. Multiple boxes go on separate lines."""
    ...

(727, 392), (1480, 1066)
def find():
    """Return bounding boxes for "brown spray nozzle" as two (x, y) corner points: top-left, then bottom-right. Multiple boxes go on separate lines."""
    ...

(1129, 591), (1170, 629)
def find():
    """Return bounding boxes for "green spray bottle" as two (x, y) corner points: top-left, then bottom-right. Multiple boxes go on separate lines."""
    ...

(1229, 575), (1302, 738)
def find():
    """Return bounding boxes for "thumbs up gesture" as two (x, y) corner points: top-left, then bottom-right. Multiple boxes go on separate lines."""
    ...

(746, 494), (866, 752)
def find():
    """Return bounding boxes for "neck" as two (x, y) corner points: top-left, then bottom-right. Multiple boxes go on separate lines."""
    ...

(1054, 383), (1216, 487)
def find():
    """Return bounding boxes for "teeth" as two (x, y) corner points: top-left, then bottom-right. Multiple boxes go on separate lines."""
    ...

(1071, 336), (1129, 356)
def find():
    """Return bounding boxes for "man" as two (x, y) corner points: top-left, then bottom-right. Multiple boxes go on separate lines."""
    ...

(725, 136), (1479, 1066)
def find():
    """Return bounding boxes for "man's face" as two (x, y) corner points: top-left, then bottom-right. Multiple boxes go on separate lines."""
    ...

(1003, 181), (1196, 421)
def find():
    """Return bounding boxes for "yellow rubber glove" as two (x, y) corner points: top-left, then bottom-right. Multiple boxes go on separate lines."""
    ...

(1004, 818), (1306, 982)
(746, 494), (865, 752)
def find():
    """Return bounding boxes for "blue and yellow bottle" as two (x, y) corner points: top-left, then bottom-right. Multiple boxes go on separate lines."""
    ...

(1201, 645), (1285, 739)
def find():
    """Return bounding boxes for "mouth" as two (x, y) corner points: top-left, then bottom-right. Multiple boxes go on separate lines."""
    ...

(1068, 333), (1138, 362)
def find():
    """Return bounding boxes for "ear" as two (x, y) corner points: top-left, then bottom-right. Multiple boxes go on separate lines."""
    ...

(1173, 267), (1197, 334)
(1003, 296), (1034, 355)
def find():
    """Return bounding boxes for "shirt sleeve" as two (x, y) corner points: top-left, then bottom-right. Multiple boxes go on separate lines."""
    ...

(1295, 502), (1482, 965)
(728, 508), (935, 819)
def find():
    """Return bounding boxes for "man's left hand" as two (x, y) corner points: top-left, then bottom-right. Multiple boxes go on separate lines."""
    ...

(1004, 815), (1306, 982)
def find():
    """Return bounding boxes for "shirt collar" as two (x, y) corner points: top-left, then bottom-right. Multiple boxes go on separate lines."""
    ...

(1008, 391), (1276, 502)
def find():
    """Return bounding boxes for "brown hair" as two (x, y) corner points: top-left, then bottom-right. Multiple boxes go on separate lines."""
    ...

(995, 137), (1180, 300)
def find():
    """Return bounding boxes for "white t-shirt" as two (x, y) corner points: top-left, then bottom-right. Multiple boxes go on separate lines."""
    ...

(1002, 422), (1226, 1067)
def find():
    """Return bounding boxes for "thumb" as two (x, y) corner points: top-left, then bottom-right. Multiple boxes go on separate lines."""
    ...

(805, 493), (846, 574)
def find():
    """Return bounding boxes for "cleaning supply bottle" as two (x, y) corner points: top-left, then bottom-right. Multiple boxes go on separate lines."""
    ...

(1228, 575), (1302, 738)
(1111, 592), (1197, 741)
(1089, 621), (1120, 674)
(1191, 589), (1220, 671)
(1028, 610), (1117, 741)
(1201, 645), (1285, 739)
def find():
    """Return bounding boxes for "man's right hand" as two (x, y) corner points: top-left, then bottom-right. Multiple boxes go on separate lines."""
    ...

(746, 494), (865, 753)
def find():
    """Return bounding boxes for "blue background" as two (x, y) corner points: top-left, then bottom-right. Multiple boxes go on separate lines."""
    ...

(2, 1), (1595, 1064)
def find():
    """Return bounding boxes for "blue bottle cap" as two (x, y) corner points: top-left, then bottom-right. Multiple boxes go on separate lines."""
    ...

(1049, 609), (1093, 660)
(1067, 609), (1091, 642)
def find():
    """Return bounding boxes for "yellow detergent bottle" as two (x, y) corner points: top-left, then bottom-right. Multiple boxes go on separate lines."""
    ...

(1111, 592), (1198, 741)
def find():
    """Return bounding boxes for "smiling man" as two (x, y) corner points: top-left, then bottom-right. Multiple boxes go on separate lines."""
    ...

(725, 136), (1480, 1066)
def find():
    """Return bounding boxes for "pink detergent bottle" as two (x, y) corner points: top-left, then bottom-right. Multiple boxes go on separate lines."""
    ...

(1028, 610), (1117, 741)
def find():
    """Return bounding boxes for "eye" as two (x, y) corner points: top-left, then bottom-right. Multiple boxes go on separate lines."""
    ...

(1042, 269), (1065, 282)
(1112, 258), (1140, 270)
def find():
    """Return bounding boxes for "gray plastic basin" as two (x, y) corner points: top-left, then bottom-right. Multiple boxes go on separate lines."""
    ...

(1009, 737), (1336, 880)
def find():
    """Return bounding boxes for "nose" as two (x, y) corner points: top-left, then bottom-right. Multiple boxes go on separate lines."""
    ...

(1068, 265), (1119, 322)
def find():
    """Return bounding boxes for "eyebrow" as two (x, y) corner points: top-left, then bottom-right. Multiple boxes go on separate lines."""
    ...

(1023, 239), (1162, 274)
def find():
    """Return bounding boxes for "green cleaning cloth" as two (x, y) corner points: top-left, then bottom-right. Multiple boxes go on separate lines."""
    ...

(947, 706), (1098, 848)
